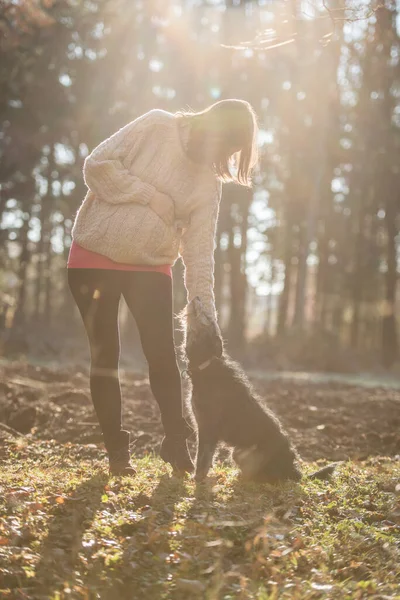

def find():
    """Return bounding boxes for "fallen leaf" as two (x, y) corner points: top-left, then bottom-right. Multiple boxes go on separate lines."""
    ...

(26, 502), (44, 512)
(55, 497), (64, 504)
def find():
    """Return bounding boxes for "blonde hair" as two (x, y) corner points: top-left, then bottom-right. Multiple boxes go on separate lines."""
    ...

(176, 99), (258, 187)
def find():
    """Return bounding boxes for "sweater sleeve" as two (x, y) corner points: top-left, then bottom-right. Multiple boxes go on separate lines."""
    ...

(83, 113), (157, 205)
(179, 180), (222, 320)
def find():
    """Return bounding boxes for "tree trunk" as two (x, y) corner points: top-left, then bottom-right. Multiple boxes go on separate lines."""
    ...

(382, 201), (399, 366)
(315, 221), (329, 329)
(227, 197), (249, 349)
(376, 6), (399, 367)
(227, 234), (246, 348)
(277, 223), (293, 336)
(292, 223), (307, 328)
(43, 240), (53, 326)
(350, 199), (365, 348)
(34, 144), (54, 320)
(265, 262), (276, 336)
(13, 209), (32, 328)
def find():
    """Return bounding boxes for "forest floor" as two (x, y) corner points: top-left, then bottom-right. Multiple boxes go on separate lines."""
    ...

(0, 360), (400, 599)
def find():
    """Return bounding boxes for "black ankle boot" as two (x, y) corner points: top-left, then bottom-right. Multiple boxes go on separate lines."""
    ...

(160, 435), (194, 474)
(160, 423), (195, 474)
(108, 431), (136, 477)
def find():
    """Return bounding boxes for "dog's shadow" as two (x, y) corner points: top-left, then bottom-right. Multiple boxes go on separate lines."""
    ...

(176, 460), (305, 580)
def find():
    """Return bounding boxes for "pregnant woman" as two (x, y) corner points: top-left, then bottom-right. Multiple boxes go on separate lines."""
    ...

(67, 98), (258, 476)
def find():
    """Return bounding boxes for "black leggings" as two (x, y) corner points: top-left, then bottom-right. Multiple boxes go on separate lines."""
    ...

(68, 268), (187, 452)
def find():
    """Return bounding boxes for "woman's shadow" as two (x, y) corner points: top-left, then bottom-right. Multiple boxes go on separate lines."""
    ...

(119, 471), (188, 556)
(104, 471), (188, 599)
(32, 472), (107, 596)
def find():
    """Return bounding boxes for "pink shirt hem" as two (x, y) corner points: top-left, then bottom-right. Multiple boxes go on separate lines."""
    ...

(67, 241), (172, 277)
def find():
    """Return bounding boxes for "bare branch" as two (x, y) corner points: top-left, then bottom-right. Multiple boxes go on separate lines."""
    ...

(221, 38), (297, 52)
(221, 1), (386, 53)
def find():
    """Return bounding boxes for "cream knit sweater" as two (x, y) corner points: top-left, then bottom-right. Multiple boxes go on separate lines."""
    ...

(72, 109), (222, 317)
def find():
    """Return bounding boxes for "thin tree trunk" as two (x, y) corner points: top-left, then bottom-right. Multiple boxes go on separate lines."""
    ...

(315, 222), (329, 329)
(265, 262), (276, 336)
(35, 145), (55, 319)
(238, 197), (249, 341)
(277, 222), (293, 336)
(13, 209), (32, 328)
(224, 184), (249, 348)
(43, 240), (53, 325)
(292, 92), (329, 329)
(382, 200), (399, 366)
(292, 223), (307, 328)
(227, 234), (246, 348)
(350, 200), (365, 348)
(376, 7), (399, 366)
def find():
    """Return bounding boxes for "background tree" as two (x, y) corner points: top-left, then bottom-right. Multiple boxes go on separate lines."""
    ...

(0, 0), (398, 369)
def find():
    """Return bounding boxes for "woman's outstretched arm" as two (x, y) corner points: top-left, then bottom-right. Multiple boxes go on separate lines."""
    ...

(179, 180), (222, 320)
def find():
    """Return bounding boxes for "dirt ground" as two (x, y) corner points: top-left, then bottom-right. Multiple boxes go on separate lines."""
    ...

(1, 360), (400, 463)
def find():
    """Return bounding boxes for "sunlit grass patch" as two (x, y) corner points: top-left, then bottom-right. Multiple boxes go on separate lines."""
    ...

(0, 441), (399, 599)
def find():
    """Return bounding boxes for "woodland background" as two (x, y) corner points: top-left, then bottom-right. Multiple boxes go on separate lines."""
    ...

(1, 0), (399, 373)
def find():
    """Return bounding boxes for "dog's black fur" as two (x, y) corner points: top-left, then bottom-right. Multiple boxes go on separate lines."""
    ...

(183, 298), (336, 483)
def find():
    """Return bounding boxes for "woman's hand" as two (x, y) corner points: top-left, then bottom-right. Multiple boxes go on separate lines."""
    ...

(149, 191), (175, 226)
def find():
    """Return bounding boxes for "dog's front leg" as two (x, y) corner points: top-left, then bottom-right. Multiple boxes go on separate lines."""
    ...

(195, 430), (217, 482)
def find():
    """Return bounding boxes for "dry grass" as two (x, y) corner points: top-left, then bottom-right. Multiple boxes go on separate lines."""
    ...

(0, 439), (399, 599)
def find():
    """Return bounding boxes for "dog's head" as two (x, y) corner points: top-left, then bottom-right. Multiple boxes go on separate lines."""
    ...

(182, 297), (223, 367)
(233, 445), (302, 484)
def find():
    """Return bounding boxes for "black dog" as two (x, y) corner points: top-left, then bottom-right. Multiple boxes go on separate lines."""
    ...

(183, 298), (336, 483)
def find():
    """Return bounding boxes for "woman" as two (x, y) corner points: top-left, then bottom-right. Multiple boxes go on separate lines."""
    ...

(68, 98), (258, 476)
